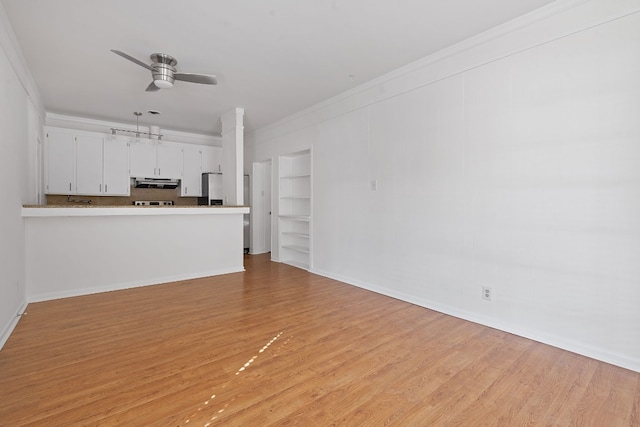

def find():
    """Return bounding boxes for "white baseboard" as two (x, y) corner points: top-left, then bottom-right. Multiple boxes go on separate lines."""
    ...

(311, 267), (640, 374)
(0, 300), (28, 351)
(27, 266), (245, 303)
(249, 249), (270, 255)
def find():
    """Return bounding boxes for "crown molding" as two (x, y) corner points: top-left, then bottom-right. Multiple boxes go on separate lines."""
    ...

(252, 0), (639, 143)
(45, 113), (222, 146)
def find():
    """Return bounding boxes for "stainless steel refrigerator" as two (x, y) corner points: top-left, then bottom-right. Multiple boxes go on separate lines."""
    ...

(243, 174), (250, 252)
(199, 173), (224, 205)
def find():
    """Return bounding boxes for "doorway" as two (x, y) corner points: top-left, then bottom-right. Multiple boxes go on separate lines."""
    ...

(250, 159), (272, 254)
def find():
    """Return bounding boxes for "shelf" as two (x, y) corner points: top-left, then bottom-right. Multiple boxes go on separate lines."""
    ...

(282, 244), (309, 254)
(280, 173), (310, 180)
(279, 149), (311, 272)
(282, 232), (309, 238)
(279, 215), (310, 222)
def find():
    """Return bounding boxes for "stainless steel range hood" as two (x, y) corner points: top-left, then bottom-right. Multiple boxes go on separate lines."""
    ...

(133, 177), (180, 189)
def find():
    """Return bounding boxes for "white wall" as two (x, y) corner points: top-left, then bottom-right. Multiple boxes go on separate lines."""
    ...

(0, 3), (43, 348)
(247, 0), (640, 372)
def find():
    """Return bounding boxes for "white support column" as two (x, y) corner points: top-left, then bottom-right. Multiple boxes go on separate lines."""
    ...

(220, 107), (244, 205)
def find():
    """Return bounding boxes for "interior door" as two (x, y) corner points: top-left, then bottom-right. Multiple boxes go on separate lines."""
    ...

(250, 160), (272, 254)
(265, 161), (272, 253)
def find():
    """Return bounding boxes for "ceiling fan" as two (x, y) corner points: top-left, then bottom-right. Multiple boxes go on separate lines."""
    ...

(111, 50), (217, 92)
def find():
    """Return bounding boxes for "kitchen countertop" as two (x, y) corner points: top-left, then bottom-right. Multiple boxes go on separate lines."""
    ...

(23, 204), (248, 208)
(22, 205), (250, 217)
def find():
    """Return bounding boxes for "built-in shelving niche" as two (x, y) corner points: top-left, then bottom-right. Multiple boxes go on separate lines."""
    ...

(278, 149), (311, 270)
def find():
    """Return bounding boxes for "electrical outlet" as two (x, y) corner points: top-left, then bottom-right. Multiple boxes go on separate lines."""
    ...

(482, 286), (492, 301)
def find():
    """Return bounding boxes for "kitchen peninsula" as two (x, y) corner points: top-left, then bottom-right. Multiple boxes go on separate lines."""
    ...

(22, 205), (249, 302)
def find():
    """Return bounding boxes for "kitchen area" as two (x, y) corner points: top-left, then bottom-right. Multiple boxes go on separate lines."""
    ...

(43, 171), (251, 252)
(22, 111), (250, 302)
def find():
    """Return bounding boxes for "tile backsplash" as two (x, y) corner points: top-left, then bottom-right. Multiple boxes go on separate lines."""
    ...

(46, 187), (198, 206)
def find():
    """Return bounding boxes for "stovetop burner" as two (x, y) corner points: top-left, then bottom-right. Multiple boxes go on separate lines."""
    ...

(132, 201), (175, 206)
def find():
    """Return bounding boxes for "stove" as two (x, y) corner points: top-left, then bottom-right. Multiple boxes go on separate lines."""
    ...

(132, 201), (175, 206)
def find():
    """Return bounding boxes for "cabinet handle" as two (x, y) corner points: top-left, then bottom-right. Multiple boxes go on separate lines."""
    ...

(154, 167), (157, 176)
(105, 184), (108, 193)
(158, 168), (161, 176)
(99, 184), (102, 192)
(69, 182), (72, 191)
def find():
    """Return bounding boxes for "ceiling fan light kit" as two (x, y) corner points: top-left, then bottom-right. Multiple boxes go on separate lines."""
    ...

(111, 50), (217, 92)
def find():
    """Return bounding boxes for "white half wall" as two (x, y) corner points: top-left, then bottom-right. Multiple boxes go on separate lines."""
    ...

(24, 211), (246, 302)
(246, 0), (640, 372)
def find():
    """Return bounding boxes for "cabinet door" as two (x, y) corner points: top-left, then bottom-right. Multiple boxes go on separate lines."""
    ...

(75, 135), (104, 195)
(213, 147), (223, 173)
(157, 144), (183, 178)
(46, 130), (75, 194)
(129, 141), (157, 177)
(181, 146), (202, 197)
(103, 138), (130, 195)
(201, 146), (222, 173)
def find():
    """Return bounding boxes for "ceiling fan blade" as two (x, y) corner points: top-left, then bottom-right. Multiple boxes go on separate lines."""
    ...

(111, 49), (153, 71)
(145, 81), (160, 92)
(174, 73), (217, 85)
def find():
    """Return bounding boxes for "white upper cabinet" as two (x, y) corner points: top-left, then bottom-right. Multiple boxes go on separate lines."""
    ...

(46, 129), (76, 194)
(45, 126), (216, 197)
(46, 128), (131, 196)
(103, 138), (130, 195)
(202, 145), (223, 173)
(181, 145), (202, 197)
(75, 134), (103, 195)
(129, 141), (183, 179)
(157, 144), (183, 179)
(129, 141), (157, 177)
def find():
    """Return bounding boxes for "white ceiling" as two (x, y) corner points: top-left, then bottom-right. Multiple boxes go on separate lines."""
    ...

(2, 0), (556, 135)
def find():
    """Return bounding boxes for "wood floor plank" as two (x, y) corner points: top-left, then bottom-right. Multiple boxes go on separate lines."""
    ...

(0, 254), (638, 426)
(180, 295), (439, 424)
(513, 350), (596, 425)
(628, 376), (640, 426)
(226, 308), (456, 426)
(377, 330), (519, 425)
(570, 362), (640, 427)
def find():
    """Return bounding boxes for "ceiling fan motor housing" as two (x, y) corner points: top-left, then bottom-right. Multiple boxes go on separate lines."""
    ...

(151, 53), (177, 88)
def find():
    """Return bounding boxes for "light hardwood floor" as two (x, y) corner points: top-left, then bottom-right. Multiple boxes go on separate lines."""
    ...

(0, 254), (638, 426)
